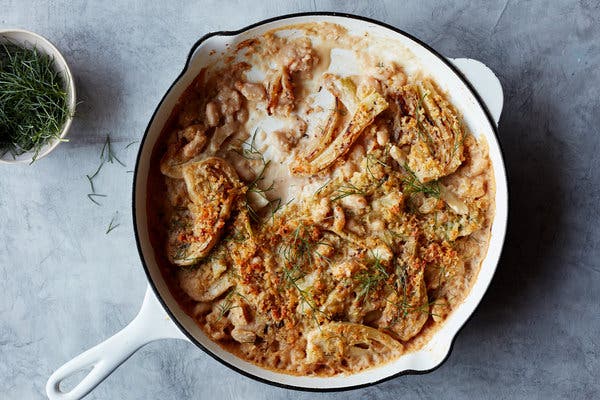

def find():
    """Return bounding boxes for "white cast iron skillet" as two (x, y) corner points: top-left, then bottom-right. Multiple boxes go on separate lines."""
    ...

(47, 12), (508, 399)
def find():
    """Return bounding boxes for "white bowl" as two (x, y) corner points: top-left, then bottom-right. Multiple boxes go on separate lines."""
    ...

(0, 29), (76, 164)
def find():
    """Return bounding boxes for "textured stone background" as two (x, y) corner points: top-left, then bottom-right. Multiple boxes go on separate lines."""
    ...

(1, 1), (599, 399)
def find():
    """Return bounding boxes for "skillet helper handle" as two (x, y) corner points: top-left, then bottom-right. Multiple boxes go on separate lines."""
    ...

(449, 58), (504, 126)
(46, 287), (185, 400)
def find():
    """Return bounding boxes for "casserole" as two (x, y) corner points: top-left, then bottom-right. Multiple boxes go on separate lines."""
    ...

(46, 12), (507, 399)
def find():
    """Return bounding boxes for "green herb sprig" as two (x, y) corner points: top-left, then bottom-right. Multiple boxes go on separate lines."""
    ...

(100, 134), (125, 167)
(278, 223), (333, 326)
(106, 212), (120, 234)
(216, 289), (241, 321)
(402, 163), (440, 198)
(282, 264), (328, 325)
(86, 134), (127, 205)
(234, 129), (282, 222)
(330, 181), (367, 202)
(354, 253), (389, 303)
(329, 152), (388, 203)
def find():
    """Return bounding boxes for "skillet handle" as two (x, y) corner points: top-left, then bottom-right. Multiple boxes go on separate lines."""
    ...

(449, 58), (504, 126)
(46, 286), (185, 400)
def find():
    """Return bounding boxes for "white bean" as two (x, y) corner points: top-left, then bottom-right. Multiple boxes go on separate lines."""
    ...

(205, 102), (220, 127)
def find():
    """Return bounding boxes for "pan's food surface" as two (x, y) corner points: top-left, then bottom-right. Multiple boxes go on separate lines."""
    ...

(148, 23), (495, 376)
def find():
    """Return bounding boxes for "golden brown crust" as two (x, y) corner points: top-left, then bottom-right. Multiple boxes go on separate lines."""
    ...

(166, 157), (244, 265)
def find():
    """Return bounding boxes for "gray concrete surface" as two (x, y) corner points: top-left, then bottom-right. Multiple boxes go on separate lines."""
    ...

(1, 1), (599, 399)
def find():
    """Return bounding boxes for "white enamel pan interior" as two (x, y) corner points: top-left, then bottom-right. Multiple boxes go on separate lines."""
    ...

(47, 13), (507, 400)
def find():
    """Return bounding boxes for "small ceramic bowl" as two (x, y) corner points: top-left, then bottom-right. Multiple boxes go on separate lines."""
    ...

(0, 29), (76, 164)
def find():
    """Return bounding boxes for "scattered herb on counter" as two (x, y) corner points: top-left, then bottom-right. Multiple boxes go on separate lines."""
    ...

(100, 134), (125, 166)
(83, 136), (137, 232)
(86, 134), (131, 205)
(0, 43), (71, 161)
(87, 193), (107, 206)
(85, 162), (104, 193)
(106, 212), (120, 234)
(124, 140), (138, 149)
